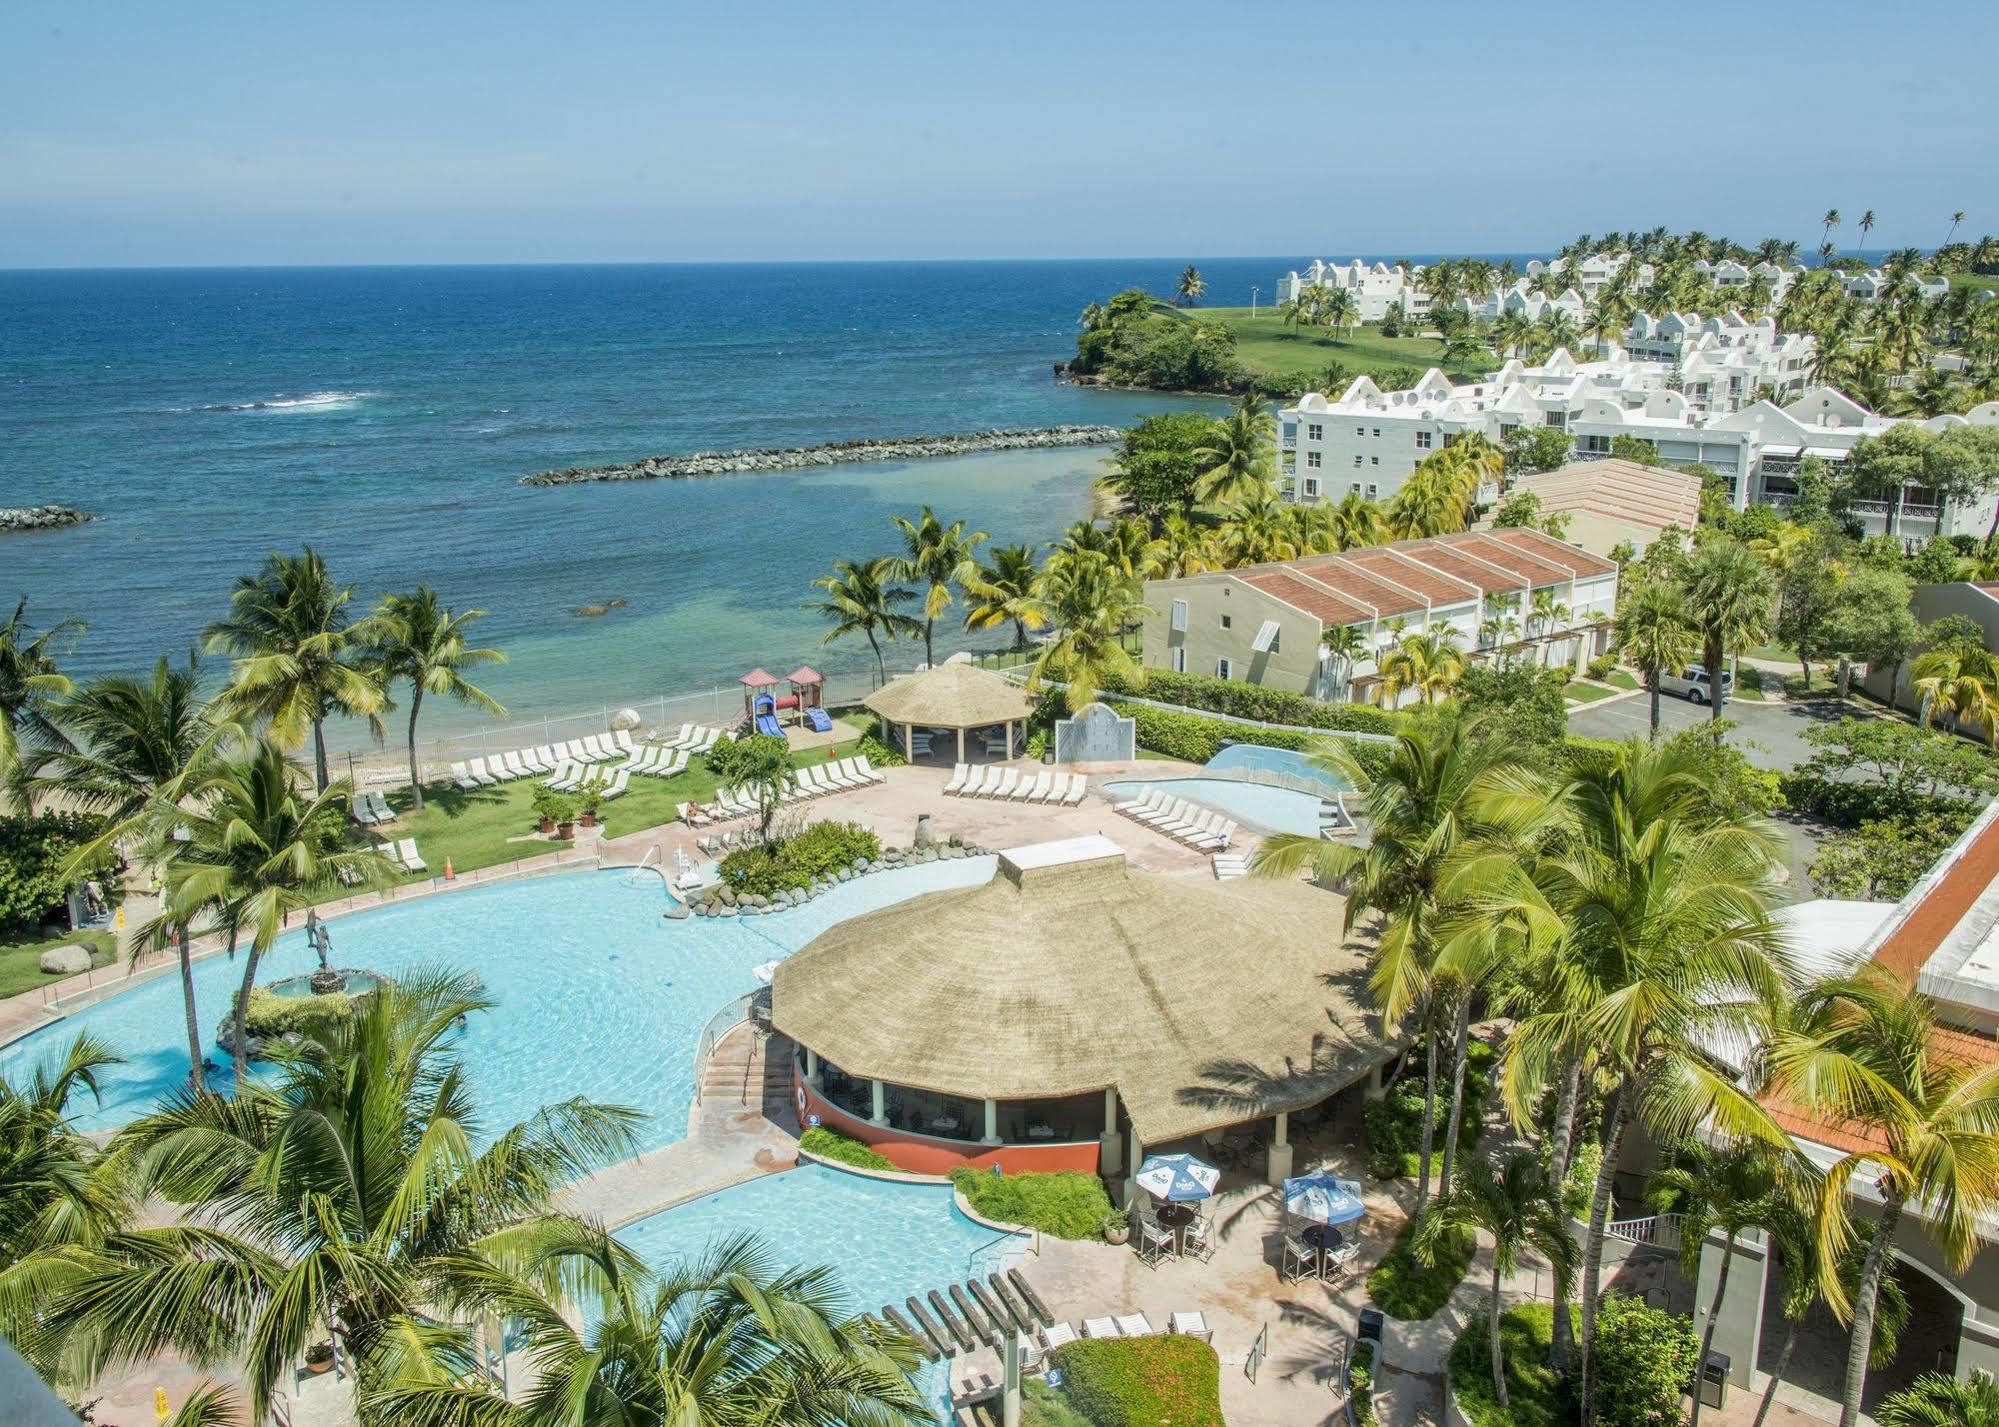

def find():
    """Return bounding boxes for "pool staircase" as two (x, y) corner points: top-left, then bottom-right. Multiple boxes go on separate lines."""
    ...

(697, 1019), (795, 1119)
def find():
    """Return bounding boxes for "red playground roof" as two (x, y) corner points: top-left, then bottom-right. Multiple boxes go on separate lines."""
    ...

(786, 666), (824, 685)
(738, 667), (779, 687)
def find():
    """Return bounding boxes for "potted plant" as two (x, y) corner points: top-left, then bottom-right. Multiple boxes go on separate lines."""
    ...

(531, 785), (564, 835)
(1100, 1208), (1130, 1246)
(554, 795), (577, 841)
(579, 784), (602, 829)
(304, 1342), (335, 1375)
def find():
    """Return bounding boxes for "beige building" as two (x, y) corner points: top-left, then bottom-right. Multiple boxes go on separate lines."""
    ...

(1481, 458), (1703, 559)
(1141, 528), (1618, 705)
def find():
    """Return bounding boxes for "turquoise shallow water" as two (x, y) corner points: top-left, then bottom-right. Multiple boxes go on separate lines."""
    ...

(1204, 743), (1353, 793)
(0, 858), (997, 1143)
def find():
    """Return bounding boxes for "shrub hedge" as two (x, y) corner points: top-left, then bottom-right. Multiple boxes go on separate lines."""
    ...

(1348, 1336), (1379, 1427)
(1366, 1215), (1474, 1321)
(1447, 1304), (1570, 1427)
(1777, 771), (1976, 830)
(719, 820), (882, 896)
(799, 1126), (898, 1172)
(1363, 1039), (1496, 1179)
(1050, 1335), (1225, 1427)
(1102, 668), (1402, 735)
(948, 1167), (1115, 1240)
(226, 986), (364, 1044)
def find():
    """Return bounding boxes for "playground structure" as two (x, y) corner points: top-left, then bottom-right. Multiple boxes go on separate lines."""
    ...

(737, 666), (834, 739)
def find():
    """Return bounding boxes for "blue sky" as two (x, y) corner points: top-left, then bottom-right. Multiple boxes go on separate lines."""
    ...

(3, 0), (1993, 268)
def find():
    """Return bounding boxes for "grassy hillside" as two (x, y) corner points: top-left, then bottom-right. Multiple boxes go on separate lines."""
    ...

(1170, 304), (1478, 383)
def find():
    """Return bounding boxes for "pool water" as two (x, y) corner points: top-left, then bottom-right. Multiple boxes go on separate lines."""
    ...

(1204, 742), (1355, 793)
(619, 1163), (1023, 1420)
(1103, 776), (1334, 837)
(0, 859), (997, 1144)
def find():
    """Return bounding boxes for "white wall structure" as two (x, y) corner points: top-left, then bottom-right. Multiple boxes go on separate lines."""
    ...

(1274, 259), (1433, 322)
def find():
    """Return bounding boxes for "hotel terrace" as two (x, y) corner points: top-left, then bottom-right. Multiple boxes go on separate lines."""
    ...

(1138, 527), (1618, 702)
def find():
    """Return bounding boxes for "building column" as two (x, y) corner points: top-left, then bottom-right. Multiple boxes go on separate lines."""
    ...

(1694, 1227), (1769, 1390)
(1098, 1088), (1122, 1177)
(903, 723), (914, 757)
(1123, 1125), (1143, 1209)
(804, 1049), (821, 1087)
(982, 1098), (1002, 1146)
(1365, 1061), (1388, 1101)
(1266, 1110), (1294, 1187)
(870, 1079), (887, 1127)
(1001, 1326), (1023, 1427)
(957, 727), (966, 763)
(1006, 719), (1016, 757)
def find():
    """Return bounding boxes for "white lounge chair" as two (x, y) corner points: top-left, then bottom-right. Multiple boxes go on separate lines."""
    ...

(520, 746), (554, 774)
(1060, 773), (1087, 805)
(658, 723), (693, 750)
(676, 801), (710, 827)
(497, 751), (528, 779)
(943, 762), (972, 795)
(852, 755), (886, 784)
(466, 757), (498, 786)
(1011, 772), (1047, 802)
(953, 766), (989, 797)
(1030, 772), (1065, 803)
(375, 841), (398, 868)
(1082, 1317), (1122, 1340)
(1137, 797), (1190, 828)
(837, 757), (874, 789)
(1114, 1313), (1158, 1337)
(660, 751), (690, 778)
(980, 768), (1019, 800)
(598, 769), (630, 801)
(1169, 1311), (1212, 1341)
(1114, 787), (1159, 814)
(450, 762), (477, 790)
(397, 838), (428, 873)
(613, 729), (636, 754)
(1041, 1322), (1079, 1353)
(1175, 810), (1222, 845)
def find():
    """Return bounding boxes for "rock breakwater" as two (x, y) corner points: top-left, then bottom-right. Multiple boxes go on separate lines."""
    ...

(521, 426), (1121, 487)
(0, 505), (94, 533)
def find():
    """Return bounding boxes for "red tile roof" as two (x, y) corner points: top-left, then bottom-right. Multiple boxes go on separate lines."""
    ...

(1238, 570), (1376, 626)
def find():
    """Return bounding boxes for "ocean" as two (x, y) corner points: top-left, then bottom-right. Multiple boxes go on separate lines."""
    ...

(0, 257), (1503, 752)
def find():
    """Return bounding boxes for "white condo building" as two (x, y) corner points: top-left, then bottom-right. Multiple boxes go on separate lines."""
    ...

(1278, 350), (1999, 538)
(1274, 260), (1433, 322)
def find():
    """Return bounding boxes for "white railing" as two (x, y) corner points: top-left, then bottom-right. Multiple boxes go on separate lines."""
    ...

(1606, 1212), (1684, 1252)
(692, 988), (770, 1097)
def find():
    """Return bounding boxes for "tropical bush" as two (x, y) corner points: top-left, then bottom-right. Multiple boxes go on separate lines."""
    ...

(1363, 1039), (1495, 1178)
(1367, 1215), (1474, 1321)
(0, 811), (112, 932)
(1348, 1336), (1379, 1427)
(1592, 1295), (1701, 1427)
(1049, 1334), (1225, 1427)
(1586, 653), (1619, 681)
(854, 730), (908, 768)
(1447, 1304), (1570, 1427)
(1102, 668), (1401, 735)
(1778, 771), (1975, 830)
(1116, 702), (1318, 764)
(719, 820), (882, 896)
(948, 1167), (1114, 1240)
(799, 1126), (897, 1172)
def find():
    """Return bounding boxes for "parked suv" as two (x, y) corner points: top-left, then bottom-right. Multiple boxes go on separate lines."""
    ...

(1659, 664), (1734, 704)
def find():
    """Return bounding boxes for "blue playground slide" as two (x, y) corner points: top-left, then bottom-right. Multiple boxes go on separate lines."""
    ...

(804, 707), (833, 734)
(753, 694), (785, 739)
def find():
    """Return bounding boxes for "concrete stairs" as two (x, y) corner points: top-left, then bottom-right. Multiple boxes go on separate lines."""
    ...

(700, 1022), (796, 1118)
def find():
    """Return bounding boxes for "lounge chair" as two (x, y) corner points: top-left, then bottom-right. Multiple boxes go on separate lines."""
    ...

(793, 767), (829, 798)
(659, 751), (689, 778)
(520, 746), (554, 774)
(1168, 1311), (1212, 1342)
(943, 763), (972, 796)
(613, 729), (635, 754)
(599, 769), (630, 801)
(498, 752), (530, 780)
(837, 757), (875, 788)
(814, 764), (851, 795)
(574, 735), (604, 761)
(1138, 797), (1193, 830)
(397, 838), (428, 873)
(451, 762), (478, 790)
(979, 769), (1019, 801)
(1115, 788), (1161, 816)
(852, 755), (886, 784)
(1213, 851), (1250, 880)
(1040, 1322), (1079, 1353)
(1082, 1317), (1123, 1339)
(372, 792), (398, 822)
(1175, 810), (1223, 845)
(1114, 1313), (1158, 1337)
(375, 841), (399, 869)
(1031, 772), (1066, 803)
(466, 757), (497, 786)
(1010, 772), (1046, 802)
(544, 761), (576, 791)
(659, 723), (693, 750)
(676, 801), (710, 827)
(1060, 773), (1087, 805)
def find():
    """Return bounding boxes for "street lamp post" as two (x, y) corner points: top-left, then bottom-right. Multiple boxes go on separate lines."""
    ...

(1251, 285), (1259, 318)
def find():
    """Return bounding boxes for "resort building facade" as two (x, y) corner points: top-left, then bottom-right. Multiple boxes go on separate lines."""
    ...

(1279, 362), (1999, 538)
(1274, 259), (1432, 322)
(1138, 528), (1619, 704)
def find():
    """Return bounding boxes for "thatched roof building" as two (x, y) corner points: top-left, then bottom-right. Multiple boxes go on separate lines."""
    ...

(772, 836), (1388, 1148)
(863, 663), (1034, 731)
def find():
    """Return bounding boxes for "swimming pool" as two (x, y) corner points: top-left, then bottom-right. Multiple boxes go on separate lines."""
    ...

(1204, 742), (1354, 793)
(619, 1164), (1022, 1418)
(0, 859), (997, 1144)
(1102, 776), (1335, 837)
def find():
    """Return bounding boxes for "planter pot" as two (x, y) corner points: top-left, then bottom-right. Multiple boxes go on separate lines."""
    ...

(539, 817), (555, 835)
(304, 1347), (335, 1375)
(1103, 1223), (1129, 1246)
(580, 812), (598, 828)
(557, 822), (576, 841)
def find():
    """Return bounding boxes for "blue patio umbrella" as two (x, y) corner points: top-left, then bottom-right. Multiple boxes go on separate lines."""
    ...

(1283, 1170), (1367, 1226)
(1134, 1152), (1221, 1203)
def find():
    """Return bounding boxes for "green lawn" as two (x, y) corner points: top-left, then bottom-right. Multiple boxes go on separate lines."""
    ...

(1949, 272), (1999, 293)
(1563, 681), (1617, 704)
(0, 925), (119, 1001)
(1171, 306), (1478, 382)
(1602, 669), (1640, 691)
(1367, 1218), (1474, 1320)
(344, 738), (862, 894)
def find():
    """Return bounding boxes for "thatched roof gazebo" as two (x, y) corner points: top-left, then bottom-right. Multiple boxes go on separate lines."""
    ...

(773, 835), (1390, 1185)
(861, 661), (1036, 763)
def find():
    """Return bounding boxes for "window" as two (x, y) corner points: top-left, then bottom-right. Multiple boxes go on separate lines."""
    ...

(1372, 427), (1381, 438)
(1220, 614), (1232, 630)
(1304, 478), (1320, 497)
(1356, 425), (1366, 437)
(1353, 455), (1363, 467)
(1415, 431), (1432, 449)
(1307, 451), (1322, 468)
(1169, 598), (1188, 633)
(1307, 423), (1323, 440)
(1371, 456), (1379, 466)
(1171, 646), (1187, 672)
(1216, 657), (1233, 680)
(1366, 484), (1378, 498)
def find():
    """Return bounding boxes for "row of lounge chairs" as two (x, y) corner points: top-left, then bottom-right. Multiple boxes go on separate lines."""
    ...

(545, 763), (631, 801)
(619, 746), (690, 778)
(349, 791), (397, 825)
(452, 732), (636, 788)
(1111, 790), (1236, 852)
(375, 838), (428, 873)
(940, 765), (1087, 804)
(652, 724), (726, 755)
(682, 757), (887, 827)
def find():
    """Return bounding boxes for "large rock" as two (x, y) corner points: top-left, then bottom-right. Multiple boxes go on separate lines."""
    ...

(0, 505), (94, 534)
(38, 943), (94, 976)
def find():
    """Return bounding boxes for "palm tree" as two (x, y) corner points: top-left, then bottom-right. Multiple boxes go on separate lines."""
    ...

(0, 1033), (130, 1379)
(1858, 209), (1877, 252)
(889, 508), (986, 669)
(962, 543), (1048, 651)
(1648, 1140), (1793, 1427)
(1768, 971), (1999, 1427)
(1491, 310), (1534, 360)
(1218, 492), (1300, 567)
(1027, 550), (1150, 712)
(1177, 265), (1206, 306)
(1486, 739), (1792, 1425)
(1880, 1371), (1999, 1427)
(806, 557), (919, 685)
(363, 587), (506, 812)
(1153, 512), (1222, 578)
(54, 968), (640, 1423)
(1683, 537), (1774, 724)
(137, 737), (388, 1085)
(1378, 628), (1466, 706)
(1253, 719), (1530, 1217)
(1528, 590), (1572, 668)
(203, 548), (386, 790)
(42, 655), (234, 1091)
(1751, 1212), (1910, 1427)
(1321, 287), (1358, 337)
(1419, 1150), (1576, 1410)
(1322, 623), (1370, 699)
(1944, 212), (1968, 249)
(1614, 579), (1696, 736)
(1822, 209), (1843, 262)
(1910, 641), (1999, 742)
(369, 1232), (927, 1427)
(1327, 491), (1386, 550)
(1193, 394), (1278, 507)
(0, 597), (83, 812)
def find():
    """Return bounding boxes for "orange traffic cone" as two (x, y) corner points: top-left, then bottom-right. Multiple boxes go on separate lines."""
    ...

(444, 857), (455, 881)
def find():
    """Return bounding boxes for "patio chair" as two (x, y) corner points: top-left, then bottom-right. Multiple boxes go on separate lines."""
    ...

(613, 729), (635, 753)
(1134, 1211), (1176, 1269)
(1180, 1213), (1216, 1263)
(1113, 1313), (1158, 1337)
(450, 762), (477, 790)
(943, 762), (972, 795)
(1113, 786), (1157, 815)
(1168, 1310), (1212, 1342)
(396, 838), (428, 873)
(1031, 772), (1066, 803)
(1040, 1322), (1079, 1354)
(1011, 771), (1048, 802)
(464, 757), (496, 786)
(1082, 1317), (1122, 1339)
(1282, 1230), (1321, 1283)
(1060, 773), (1087, 804)
(979, 769), (1019, 801)
(599, 769), (630, 801)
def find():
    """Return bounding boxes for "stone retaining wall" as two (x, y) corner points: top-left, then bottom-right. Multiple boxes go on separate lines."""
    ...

(522, 426), (1120, 486)
(678, 838), (991, 917)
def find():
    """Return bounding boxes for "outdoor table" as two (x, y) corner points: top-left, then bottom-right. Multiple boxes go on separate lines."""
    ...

(1154, 1202), (1198, 1254)
(1301, 1224), (1344, 1252)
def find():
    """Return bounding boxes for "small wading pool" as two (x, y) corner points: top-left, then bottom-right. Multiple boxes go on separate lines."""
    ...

(1205, 742), (1353, 793)
(1103, 776), (1334, 837)
(619, 1164), (1024, 1419)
